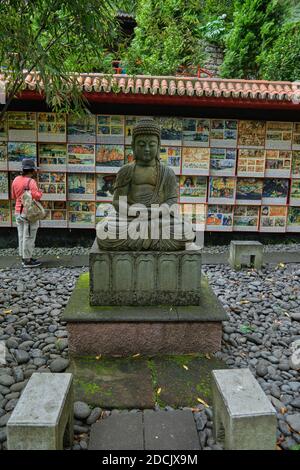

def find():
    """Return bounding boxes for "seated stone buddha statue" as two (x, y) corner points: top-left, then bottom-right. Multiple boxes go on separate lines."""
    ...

(96, 118), (197, 251)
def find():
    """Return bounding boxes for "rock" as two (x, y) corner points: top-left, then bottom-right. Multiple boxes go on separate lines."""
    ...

(10, 381), (27, 393)
(291, 312), (300, 321)
(278, 362), (290, 372)
(245, 334), (263, 345)
(48, 325), (58, 333)
(55, 339), (68, 351)
(5, 338), (19, 349)
(74, 425), (89, 434)
(0, 412), (12, 427)
(290, 398), (300, 409)
(86, 407), (102, 425)
(286, 414), (300, 433)
(33, 358), (47, 367)
(0, 375), (15, 387)
(0, 429), (7, 443)
(270, 396), (285, 410)
(278, 420), (291, 436)
(281, 437), (297, 450)
(49, 358), (69, 373)
(30, 349), (43, 358)
(289, 382), (300, 392)
(15, 350), (30, 364)
(79, 440), (88, 450)
(194, 411), (207, 431)
(205, 407), (213, 420)
(256, 361), (268, 377)
(270, 384), (281, 399)
(74, 401), (91, 420)
(198, 429), (208, 449)
(268, 356), (279, 364)
(0, 385), (10, 396)
(5, 398), (18, 411)
(13, 368), (24, 383)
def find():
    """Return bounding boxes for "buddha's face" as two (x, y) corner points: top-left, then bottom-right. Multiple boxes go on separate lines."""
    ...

(133, 134), (159, 165)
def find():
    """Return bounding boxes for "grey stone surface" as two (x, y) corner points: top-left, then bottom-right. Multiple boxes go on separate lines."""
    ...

(90, 241), (202, 306)
(15, 350), (30, 364)
(63, 275), (227, 323)
(144, 410), (200, 450)
(86, 407), (102, 425)
(89, 410), (200, 451)
(212, 368), (277, 450)
(74, 401), (91, 420)
(7, 373), (73, 450)
(229, 241), (263, 270)
(0, 375), (14, 387)
(89, 413), (144, 450)
(49, 358), (69, 372)
(286, 414), (300, 433)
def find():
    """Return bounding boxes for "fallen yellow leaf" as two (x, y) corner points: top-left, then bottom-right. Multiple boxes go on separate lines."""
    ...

(157, 387), (162, 395)
(183, 365), (189, 371)
(95, 355), (101, 360)
(132, 353), (140, 358)
(197, 397), (209, 408)
(3, 309), (12, 314)
(239, 300), (250, 304)
(205, 353), (211, 360)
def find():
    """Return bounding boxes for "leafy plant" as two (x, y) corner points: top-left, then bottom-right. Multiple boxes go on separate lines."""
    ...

(0, 0), (119, 119)
(221, 0), (300, 80)
(123, 0), (205, 75)
(240, 324), (256, 334)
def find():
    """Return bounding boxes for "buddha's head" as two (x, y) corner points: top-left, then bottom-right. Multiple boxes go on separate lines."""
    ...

(132, 118), (161, 165)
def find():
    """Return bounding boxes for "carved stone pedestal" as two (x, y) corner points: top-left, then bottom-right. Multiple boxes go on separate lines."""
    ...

(62, 241), (228, 356)
(89, 240), (202, 306)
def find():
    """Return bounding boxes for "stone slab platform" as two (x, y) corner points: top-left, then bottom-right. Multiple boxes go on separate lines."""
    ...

(89, 410), (200, 450)
(1, 250), (300, 270)
(62, 273), (228, 356)
(69, 354), (226, 409)
(90, 240), (202, 306)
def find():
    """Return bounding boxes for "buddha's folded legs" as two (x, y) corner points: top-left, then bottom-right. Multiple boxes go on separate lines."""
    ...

(96, 213), (196, 251)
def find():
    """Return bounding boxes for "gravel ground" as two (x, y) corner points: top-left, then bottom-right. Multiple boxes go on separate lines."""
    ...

(0, 263), (299, 450)
(0, 242), (299, 258)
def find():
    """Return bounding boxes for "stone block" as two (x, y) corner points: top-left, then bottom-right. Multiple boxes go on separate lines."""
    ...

(229, 240), (263, 270)
(143, 410), (200, 450)
(63, 274), (228, 356)
(89, 413), (144, 450)
(7, 373), (73, 450)
(89, 239), (202, 306)
(212, 368), (277, 450)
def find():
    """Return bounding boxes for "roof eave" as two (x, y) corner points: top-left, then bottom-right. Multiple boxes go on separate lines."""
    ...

(12, 89), (300, 111)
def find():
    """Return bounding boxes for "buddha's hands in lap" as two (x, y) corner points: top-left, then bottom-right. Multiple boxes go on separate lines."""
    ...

(128, 203), (175, 221)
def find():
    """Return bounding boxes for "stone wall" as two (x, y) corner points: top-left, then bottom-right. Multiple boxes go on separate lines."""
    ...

(202, 42), (224, 77)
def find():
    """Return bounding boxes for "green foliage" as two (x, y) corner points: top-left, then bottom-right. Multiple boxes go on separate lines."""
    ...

(0, 0), (118, 116)
(259, 22), (300, 81)
(221, 0), (286, 79)
(198, 14), (228, 45)
(198, 0), (234, 46)
(220, 0), (300, 80)
(200, 0), (235, 22)
(124, 0), (205, 75)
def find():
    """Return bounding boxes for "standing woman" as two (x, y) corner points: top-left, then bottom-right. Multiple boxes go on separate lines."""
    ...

(11, 158), (43, 267)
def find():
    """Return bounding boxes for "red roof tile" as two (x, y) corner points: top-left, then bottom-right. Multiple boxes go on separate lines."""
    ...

(1, 72), (300, 103)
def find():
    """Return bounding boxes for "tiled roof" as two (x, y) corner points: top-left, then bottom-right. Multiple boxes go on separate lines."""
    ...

(5, 72), (300, 103)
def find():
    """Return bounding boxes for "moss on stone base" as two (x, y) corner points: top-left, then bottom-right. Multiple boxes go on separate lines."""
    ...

(69, 354), (226, 409)
(77, 272), (89, 289)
